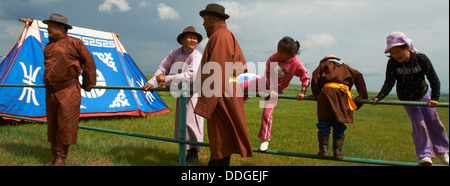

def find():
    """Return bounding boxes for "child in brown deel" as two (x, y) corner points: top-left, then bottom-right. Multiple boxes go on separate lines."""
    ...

(310, 55), (368, 159)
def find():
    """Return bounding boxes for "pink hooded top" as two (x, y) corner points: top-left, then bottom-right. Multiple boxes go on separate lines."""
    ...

(265, 52), (310, 94)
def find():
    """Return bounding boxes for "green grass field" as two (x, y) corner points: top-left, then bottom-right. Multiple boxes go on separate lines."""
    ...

(1, 85), (448, 166)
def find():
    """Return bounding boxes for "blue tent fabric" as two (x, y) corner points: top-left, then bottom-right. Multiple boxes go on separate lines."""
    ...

(0, 20), (169, 120)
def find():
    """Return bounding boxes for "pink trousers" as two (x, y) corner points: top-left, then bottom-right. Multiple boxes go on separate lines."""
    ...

(241, 77), (279, 140)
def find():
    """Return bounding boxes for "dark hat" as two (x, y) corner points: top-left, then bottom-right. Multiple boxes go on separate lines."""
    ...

(199, 3), (229, 19)
(43, 13), (73, 29)
(177, 26), (203, 45)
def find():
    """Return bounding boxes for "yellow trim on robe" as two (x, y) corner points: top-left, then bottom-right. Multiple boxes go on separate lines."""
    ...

(324, 83), (357, 111)
(229, 76), (237, 83)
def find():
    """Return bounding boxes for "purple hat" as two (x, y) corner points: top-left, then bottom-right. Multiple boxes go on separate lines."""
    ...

(384, 32), (416, 53)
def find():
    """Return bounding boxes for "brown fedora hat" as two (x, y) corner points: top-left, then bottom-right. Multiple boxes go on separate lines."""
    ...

(177, 26), (203, 45)
(43, 13), (73, 29)
(199, 3), (229, 19)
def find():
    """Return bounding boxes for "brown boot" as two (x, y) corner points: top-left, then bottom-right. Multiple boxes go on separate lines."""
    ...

(54, 144), (69, 166)
(333, 136), (345, 160)
(43, 142), (57, 166)
(317, 132), (329, 158)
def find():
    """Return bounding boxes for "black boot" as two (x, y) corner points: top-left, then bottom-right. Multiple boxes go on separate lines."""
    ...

(214, 156), (231, 166)
(208, 155), (231, 166)
(186, 148), (198, 165)
(208, 155), (214, 166)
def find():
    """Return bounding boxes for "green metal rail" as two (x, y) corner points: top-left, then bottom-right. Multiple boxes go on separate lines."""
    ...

(249, 92), (450, 107)
(2, 84), (448, 107)
(1, 84), (448, 166)
(0, 113), (445, 166)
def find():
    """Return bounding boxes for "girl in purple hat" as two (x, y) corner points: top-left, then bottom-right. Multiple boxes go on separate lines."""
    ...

(372, 32), (449, 165)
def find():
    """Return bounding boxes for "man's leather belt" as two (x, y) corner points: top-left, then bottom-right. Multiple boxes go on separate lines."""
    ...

(45, 78), (79, 93)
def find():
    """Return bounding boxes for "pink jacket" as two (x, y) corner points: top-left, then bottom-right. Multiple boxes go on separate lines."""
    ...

(265, 53), (310, 94)
(147, 47), (202, 88)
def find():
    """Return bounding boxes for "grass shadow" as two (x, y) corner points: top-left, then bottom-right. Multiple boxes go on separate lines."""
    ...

(0, 141), (49, 166)
(108, 144), (179, 166)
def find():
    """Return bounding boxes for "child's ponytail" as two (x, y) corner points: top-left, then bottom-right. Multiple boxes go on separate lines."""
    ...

(278, 36), (301, 56)
(295, 40), (301, 55)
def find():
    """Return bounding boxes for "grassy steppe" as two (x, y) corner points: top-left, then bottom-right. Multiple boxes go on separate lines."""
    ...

(1, 85), (448, 166)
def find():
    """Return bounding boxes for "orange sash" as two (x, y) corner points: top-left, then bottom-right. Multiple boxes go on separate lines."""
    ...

(324, 83), (357, 111)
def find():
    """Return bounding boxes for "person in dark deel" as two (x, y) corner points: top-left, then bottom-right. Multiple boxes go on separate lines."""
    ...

(42, 13), (97, 166)
(194, 3), (253, 166)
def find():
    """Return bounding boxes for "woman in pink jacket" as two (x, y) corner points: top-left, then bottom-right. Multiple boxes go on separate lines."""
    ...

(242, 36), (310, 151)
(143, 26), (204, 164)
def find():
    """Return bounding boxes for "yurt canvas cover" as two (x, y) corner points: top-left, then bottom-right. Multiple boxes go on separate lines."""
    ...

(0, 19), (170, 120)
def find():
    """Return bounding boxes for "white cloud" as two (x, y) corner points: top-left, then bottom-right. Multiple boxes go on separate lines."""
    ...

(219, 1), (314, 20)
(313, 0), (370, 11)
(98, 0), (131, 13)
(139, 1), (149, 8)
(302, 33), (337, 48)
(219, 1), (260, 19)
(0, 0), (447, 92)
(156, 3), (180, 21)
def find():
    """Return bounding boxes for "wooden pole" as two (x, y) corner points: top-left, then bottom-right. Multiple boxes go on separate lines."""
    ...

(19, 18), (32, 26)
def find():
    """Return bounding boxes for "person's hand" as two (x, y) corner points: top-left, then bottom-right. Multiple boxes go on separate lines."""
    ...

(156, 75), (165, 83)
(428, 100), (438, 108)
(143, 83), (153, 91)
(296, 92), (305, 100)
(371, 97), (379, 105)
(269, 90), (278, 100)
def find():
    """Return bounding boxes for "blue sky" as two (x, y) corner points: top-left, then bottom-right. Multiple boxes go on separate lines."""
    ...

(0, 0), (448, 93)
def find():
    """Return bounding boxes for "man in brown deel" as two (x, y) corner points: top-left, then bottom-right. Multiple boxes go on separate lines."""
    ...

(42, 13), (97, 166)
(194, 4), (253, 166)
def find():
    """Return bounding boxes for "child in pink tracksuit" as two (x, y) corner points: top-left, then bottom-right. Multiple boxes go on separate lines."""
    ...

(241, 36), (310, 151)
